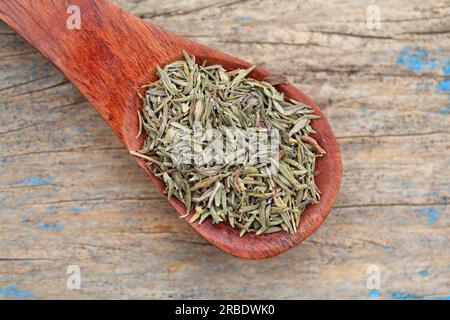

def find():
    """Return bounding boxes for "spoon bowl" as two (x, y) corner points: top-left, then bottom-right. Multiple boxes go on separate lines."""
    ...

(0, 0), (342, 259)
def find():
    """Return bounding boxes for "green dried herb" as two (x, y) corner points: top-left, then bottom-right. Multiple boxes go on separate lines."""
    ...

(131, 51), (325, 236)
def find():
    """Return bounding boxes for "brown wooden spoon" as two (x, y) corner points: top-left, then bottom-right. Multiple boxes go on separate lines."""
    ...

(0, 0), (342, 259)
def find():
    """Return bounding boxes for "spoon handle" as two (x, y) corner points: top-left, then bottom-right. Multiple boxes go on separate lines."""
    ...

(0, 0), (188, 141)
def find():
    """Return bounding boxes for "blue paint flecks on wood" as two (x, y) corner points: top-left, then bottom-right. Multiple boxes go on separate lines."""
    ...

(369, 289), (380, 298)
(419, 208), (440, 225)
(36, 223), (63, 231)
(23, 177), (51, 186)
(22, 260), (30, 267)
(418, 269), (429, 277)
(397, 47), (450, 112)
(0, 177), (52, 187)
(389, 292), (423, 300)
(360, 105), (366, 113)
(435, 106), (450, 114)
(436, 78), (450, 93)
(234, 16), (253, 24)
(396, 46), (439, 72)
(435, 295), (450, 300)
(0, 285), (33, 299)
(443, 63), (450, 75)
(435, 61), (450, 111)
(69, 207), (82, 214)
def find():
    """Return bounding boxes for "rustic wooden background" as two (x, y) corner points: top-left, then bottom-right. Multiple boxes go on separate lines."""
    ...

(0, 0), (448, 299)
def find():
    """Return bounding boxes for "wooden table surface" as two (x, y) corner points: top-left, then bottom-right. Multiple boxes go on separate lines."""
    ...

(0, 0), (448, 299)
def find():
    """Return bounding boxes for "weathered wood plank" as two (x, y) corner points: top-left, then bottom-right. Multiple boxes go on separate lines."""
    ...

(0, 0), (449, 299)
(0, 204), (448, 299)
(0, 133), (448, 209)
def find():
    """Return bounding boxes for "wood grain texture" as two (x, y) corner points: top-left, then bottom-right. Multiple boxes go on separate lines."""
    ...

(0, 0), (449, 298)
(0, 0), (341, 259)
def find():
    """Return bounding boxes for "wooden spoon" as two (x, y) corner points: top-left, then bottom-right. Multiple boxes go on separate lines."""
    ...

(0, 0), (342, 259)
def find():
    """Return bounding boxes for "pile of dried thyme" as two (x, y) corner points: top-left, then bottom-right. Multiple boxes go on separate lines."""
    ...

(131, 51), (325, 236)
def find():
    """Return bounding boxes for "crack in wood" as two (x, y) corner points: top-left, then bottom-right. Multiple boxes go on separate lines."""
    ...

(142, 0), (250, 19)
(0, 196), (164, 210)
(0, 74), (53, 93)
(334, 202), (449, 209)
(309, 30), (397, 40)
(2, 146), (124, 158)
(344, 236), (393, 249)
(0, 258), (55, 261)
(0, 50), (36, 59)
(0, 123), (36, 135)
(215, 39), (327, 48)
(167, 238), (211, 247)
(5, 80), (70, 98)
(401, 30), (450, 35)
(336, 131), (449, 140)
(288, 69), (446, 78)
